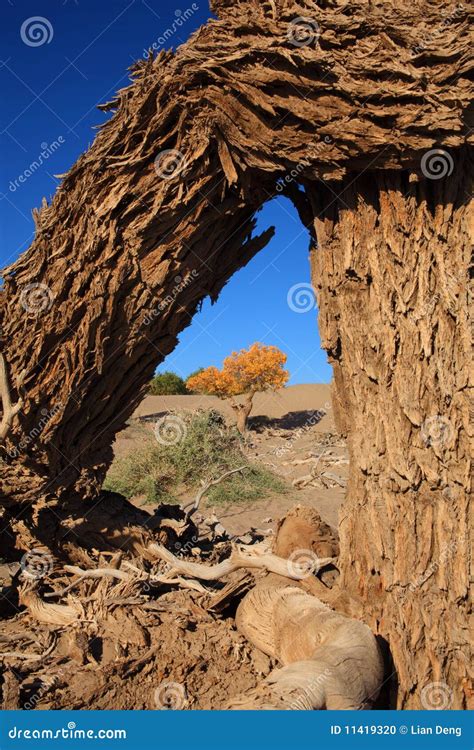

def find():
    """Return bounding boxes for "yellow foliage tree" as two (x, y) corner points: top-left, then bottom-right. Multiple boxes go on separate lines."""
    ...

(187, 343), (289, 433)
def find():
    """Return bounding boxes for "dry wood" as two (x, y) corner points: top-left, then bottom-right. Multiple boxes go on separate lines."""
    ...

(19, 588), (84, 627)
(147, 542), (335, 582)
(228, 583), (384, 709)
(184, 466), (250, 517)
(0, 0), (471, 707)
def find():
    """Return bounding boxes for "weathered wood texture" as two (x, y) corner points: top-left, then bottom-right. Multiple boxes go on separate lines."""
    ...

(0, 0), (472, 708)
(308, 161), (473, 709)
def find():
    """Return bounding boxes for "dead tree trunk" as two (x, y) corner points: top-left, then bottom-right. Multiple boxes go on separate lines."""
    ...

(0, 0), (472, 709)
(309, 159), (472, 709)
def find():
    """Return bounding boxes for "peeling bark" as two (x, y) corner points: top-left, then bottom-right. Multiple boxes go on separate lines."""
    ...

(309, 158), (473, 708)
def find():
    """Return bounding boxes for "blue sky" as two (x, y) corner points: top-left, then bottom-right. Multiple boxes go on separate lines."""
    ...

(0, 0), (332, 385)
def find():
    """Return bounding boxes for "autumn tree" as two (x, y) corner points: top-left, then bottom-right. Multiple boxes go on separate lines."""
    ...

(187, 343), (289, 433)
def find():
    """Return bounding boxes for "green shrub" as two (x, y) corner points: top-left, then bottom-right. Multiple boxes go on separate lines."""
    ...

(148, 371), (188, 396)
(104, 410), (287, 505)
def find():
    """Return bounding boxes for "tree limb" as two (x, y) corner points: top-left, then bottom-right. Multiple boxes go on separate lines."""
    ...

(147, 542), (335, 581)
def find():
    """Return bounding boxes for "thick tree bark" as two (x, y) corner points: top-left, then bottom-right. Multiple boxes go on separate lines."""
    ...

(308, 154), (472, 708)
(0, 0), (472, 709)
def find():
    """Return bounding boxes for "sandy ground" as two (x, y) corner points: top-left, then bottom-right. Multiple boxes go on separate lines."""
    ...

(113, 384), (348, 532)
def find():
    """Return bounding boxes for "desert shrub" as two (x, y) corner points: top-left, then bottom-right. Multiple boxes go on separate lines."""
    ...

(148, 371), (188, 395)
(104, 410), (287, 505)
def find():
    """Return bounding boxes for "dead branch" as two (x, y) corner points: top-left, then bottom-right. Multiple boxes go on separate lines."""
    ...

(184, 465), (250, 517)
(228, 584), (384, 709)
(44, 565), (133, 598)
(0, 635), (56, 662)
(19, 588), (84, 626)
(147, 542), (334, 581)
(64, 564), (132, 581)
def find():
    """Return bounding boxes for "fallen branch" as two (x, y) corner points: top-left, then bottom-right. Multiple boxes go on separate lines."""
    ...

(147, 542), (334, 581)
(227, 584), (384, 709)
(0, 636), (56, 662)
(63, 565), (131, 581)
(20, 588), (84, 626)
(44, 565), (133, 598)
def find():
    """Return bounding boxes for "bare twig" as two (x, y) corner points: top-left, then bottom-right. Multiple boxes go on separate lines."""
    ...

(0, 635), (56, 661)
(184, 465), (250, 517)
(44, 565), (132, 597)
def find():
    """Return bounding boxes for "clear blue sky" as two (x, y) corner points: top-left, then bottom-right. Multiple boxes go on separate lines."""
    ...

(0, 0), (332, 385)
